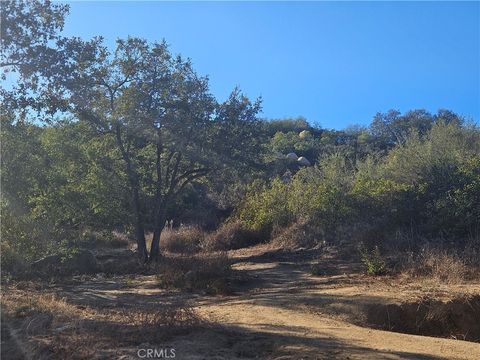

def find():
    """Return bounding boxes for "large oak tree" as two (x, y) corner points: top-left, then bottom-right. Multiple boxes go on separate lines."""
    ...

(2, 0), (265, 262)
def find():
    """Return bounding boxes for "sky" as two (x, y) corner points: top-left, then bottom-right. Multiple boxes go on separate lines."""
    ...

(62, 1), (480, 129)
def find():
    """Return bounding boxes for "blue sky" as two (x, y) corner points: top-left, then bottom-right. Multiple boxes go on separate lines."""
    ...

(63, 1), (480, 129)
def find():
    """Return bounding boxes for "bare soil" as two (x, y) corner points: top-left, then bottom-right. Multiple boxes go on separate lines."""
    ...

(2, 244), (480, 359)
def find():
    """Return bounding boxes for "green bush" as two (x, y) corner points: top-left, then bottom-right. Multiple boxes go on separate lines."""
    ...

(237, 179), (293, 232)
(236, 158), (354, 244)
(0, 201), (59, 268)
(360, 246), (387, 275)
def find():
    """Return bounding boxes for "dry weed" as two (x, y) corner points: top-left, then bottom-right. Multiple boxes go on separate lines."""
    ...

(1, 285), (202, 358)
(155, 252), (231, 294)
(270, 221), (320, 249)
(204, 221), (264, 251)
(160, 226), (205, 254)
(402, 247), (469, 284)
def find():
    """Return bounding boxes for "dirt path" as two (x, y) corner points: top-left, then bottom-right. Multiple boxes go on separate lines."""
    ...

(194, 256), (480, 359)
(5, 247), (479, 359)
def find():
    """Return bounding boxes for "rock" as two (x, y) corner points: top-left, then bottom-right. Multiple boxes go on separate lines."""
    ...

(299, 130), (311, 139)
(297, 156), (311, 166)
(286, 152), (298, 160)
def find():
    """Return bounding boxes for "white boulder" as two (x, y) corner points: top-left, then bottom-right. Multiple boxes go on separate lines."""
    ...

(286, 152), (298, 160)
(297, 156), (311, 166)
(299, 130), (311, 139)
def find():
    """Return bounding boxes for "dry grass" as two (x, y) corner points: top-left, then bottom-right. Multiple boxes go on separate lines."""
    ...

(155, 252), (231, 294)
(1, 289), (92, 345)
(203, 221), (264, 251)
(270, 221), (320, 250)
(122, 303), (200, 328)
(401, 246), (473, 284)
(160, 226), (205, 254)
(1, 285), (201, 359)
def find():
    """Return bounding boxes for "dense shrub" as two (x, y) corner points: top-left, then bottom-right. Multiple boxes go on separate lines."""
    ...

(233, 122), (479, 254)
(380, 122), (480, 239)
(0, 200), (65, 274)
(236, 156), (354, 244)
(237, 179), (293, 232)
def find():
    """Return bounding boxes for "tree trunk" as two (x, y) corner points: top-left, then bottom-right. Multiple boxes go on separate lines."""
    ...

(149, 213), (166, 262)
(135, 219), (148, 262)
(114, 124), (147, 261)
(133, 187), (148, 262)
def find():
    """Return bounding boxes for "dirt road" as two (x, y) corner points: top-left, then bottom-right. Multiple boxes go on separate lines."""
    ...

(4, 247), (480, 359)
(194, 255), (480, 359)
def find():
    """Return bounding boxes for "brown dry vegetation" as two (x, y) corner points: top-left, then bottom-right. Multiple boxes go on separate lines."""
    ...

(155, 252), (232, 294)
(203, 221), (265, 251)
(160, 227), (205, 254)
(1, 286), (202, 359)
(396, 243), (480, 285)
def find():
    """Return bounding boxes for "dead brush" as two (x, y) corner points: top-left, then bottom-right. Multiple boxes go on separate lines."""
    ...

(92, 303), (203, 343)
(402, 246), (469, 284)
(155, 252), (231, 294)
(203, 221), (264, 251)
(270, 221), (320, 250)
(122, 303), (200, 328)
(7, 292), (86, 320)
(3, 290), (92, 339)
(1, 286), (205, 357)
(160, 226), (205, 254)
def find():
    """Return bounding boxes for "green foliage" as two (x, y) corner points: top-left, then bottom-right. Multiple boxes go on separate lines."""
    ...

(2, 1), (267, 261)
(265, 117), (311, 136)
(381, 122), (480, 238)
(236, 121), (479, 248)
(237, 158), (354, 241)
(361, 246), (387, 275)
(237, 179), (292, 231)
(270, 131), (319, 160)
